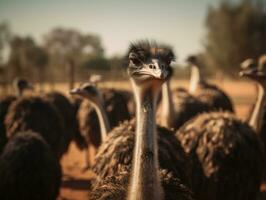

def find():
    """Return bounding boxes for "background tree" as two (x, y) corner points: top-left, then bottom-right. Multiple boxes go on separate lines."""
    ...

(7, 36), (34, 79)
(0, 22), (12, 92)
(28, 45), (48, 90)
(203, 0), (266, 75)
(43, 28), (104, 89)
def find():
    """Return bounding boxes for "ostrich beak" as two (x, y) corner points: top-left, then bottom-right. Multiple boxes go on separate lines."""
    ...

(143, 60), (168, 79)
(69, 88), (82, 95)
(239, 70), (251, 77)
(137, 66), (167, 79)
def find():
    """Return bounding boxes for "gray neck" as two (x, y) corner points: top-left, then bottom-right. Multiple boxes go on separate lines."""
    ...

(15, 87), (23, 97)
(249, 84), (266, 133)
(160, 80), (176, 129)
(128, 80), (163, 200)
(90, 95), (111, 142)
(189, 65), (203, 94)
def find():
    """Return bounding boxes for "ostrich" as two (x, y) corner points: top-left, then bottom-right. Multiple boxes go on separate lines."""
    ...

(0, 131), (61, 200)
(0, 78), (33, 153)
(71, 86), (130, 169)
(86, 40), (193, 199)
(175, 59), (264, 200)
(254, 54), (266, 180)
(43, 91), (79, 154)
(158, 66), (211, 130)
(5, 96), (64, 158)
(12, 77), (34, 96)
(186, 55), (234, 112)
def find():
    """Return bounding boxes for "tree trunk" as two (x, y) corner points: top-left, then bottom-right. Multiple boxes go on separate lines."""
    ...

(67, 59), (75, 90)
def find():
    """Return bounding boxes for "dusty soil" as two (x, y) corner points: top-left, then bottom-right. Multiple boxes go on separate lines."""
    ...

(56, 80), (265, 200)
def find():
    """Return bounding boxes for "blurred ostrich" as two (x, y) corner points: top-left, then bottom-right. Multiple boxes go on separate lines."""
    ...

(253, 54), (266, 180)
(71, 84), (130, 169)
(186, 55), (234, 112)
(0, 131), (61, 200)
(158, 67), (211, 130)
(5, 96), (64, 158)
(0, 78), (33, 153)
(175, 59), (264, 200)
(43, 91), (79, 155)
(12, 77), (34, 96)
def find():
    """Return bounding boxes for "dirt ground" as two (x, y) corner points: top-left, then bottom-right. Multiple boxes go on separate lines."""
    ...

(57, 79), (266, 200)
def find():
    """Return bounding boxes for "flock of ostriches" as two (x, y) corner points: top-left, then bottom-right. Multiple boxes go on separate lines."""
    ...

(0, 40), (266, 200)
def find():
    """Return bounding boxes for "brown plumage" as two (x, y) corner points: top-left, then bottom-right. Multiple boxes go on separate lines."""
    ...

(171, 88), (211, 130)
(77, 88), (130, 149)
(0, 131), (61, 200)
(5, 96), (64, 158)
(90, 170), (194, 200)
(44, 91), (79, 154)
(92, 119), (191, 188)
(0, 95), (17, 153)
(176, 112), (263, 200)
(195, 83), (234, 112)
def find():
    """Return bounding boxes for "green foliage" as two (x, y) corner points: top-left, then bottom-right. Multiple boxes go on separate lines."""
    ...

(7, 36), (48, 79)
(43, 27), (104, 69)
(81, 56), (110, 70)
(204, 0), (266, 75)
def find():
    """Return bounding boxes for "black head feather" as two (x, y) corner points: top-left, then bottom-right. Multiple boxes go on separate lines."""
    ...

(125, 40), (176, 66)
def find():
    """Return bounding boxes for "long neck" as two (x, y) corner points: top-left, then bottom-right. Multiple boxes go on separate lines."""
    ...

(160, 80), (176, 129)
(189, 65), (203, 94)
(15, 87), (23, 97)
(249, 84), (266, 133)
(90, 95), (111, 142)
(128, 81), (163, 200)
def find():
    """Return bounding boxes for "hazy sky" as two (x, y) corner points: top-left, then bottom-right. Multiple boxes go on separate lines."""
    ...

(0, 0), (221, 60)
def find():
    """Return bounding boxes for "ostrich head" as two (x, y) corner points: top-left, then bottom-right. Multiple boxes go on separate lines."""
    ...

(258, 54), (266, 72)
(12, 78), (34, 96)
(70, 83), (100, 104)
(186, 55), (201, 67)
(240, 58), (266, 84)
(89, 74), (102, 85)
(127, 40), (174, 88)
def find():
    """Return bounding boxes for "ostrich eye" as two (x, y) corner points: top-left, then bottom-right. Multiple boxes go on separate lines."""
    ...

(166, 60), (171, 65)
(131, 58), (141, 66)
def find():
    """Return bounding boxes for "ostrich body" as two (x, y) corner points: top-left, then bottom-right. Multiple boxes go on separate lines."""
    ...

(5, 96), (64, 158)
(92, 119), (190, 186)
(89, 41), (193, 200)
(90, 170), (193, 200)
(175, 60), (264, 200)
(44, 91), (79, 154)
(187, 55), (234, 112)
(0, 78), (33, 153)
(0, 131), (61, 200)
